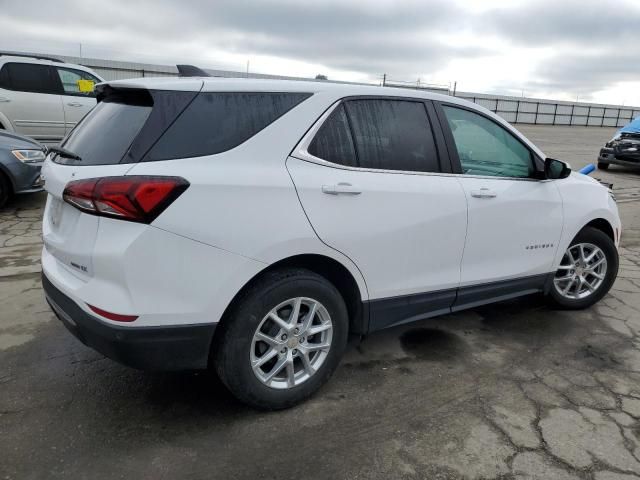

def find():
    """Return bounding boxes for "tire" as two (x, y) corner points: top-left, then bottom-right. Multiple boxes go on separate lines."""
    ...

(548, 227), (618, 309)
(0, 172), (9, 209)
(597, 162), (610, 170)
(213, 268), (349, 410)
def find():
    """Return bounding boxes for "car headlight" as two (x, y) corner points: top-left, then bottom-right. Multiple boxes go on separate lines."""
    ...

(11, 149), (46, 163)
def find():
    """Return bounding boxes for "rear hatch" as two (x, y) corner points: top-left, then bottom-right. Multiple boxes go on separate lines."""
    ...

(42, 82), (201, 280)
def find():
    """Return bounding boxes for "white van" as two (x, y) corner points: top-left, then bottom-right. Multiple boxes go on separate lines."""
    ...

(0, 52), (104, 144)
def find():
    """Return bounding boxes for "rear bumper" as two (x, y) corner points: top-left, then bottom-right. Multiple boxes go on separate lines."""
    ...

(42, 273), (216, 371)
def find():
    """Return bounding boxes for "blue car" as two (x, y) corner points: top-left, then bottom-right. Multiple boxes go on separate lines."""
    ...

(0, 130), (46, 208)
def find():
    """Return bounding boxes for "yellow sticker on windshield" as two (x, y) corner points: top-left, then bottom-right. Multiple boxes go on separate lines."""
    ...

(77, 79), (95, 93)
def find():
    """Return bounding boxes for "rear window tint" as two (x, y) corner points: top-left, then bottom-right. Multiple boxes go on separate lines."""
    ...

(308, 104), (357, 167)
(144, 92), (311, 161)
(61, 99), (152, 165)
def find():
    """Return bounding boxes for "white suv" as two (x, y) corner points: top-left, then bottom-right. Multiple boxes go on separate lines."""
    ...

(41, 77), (621, 409)
(0, 53), (103, 144)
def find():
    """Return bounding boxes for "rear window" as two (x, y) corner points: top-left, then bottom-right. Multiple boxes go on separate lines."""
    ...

(60, 98), (152, 165)
(58, 90), (310, 165)
(144, 92), (311, 161)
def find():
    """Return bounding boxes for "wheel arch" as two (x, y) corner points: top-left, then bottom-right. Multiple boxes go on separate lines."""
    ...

(554, 215), (619, 270)
(583, 218), (615, 242)
(214, 253), (369, 347)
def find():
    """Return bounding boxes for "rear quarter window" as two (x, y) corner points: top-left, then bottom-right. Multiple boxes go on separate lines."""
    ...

(144, 92), (312, 161)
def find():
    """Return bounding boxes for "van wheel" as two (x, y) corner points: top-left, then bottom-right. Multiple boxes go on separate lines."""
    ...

(0, 173), (9, 209)
(213, 268), (349, 409)
(597, 162), (610, 170)
(548, 227), (618, 309)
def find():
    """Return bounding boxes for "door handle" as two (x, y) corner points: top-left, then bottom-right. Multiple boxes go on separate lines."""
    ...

(470, 188), (497, 199)
(322, 183), (362, 195)
(67, 102), (83, 107)
(0, 96), (10, 103)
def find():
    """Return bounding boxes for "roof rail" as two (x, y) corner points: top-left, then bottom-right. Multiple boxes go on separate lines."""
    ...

(177, 64), (211, 77)
(0, 51), (64, 63)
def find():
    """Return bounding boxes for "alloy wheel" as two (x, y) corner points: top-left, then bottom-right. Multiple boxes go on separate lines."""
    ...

(553, 243), (607, 300)
(250, 297), (333, 389)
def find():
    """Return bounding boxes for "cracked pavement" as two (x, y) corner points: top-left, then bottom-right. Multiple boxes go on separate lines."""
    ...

(2, 126), (640, 479)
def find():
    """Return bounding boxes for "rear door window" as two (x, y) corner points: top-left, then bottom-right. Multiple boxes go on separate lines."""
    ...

(144, 92), (311, 161)
(344, 99), (440, 172)
(0, 63), (60, 94)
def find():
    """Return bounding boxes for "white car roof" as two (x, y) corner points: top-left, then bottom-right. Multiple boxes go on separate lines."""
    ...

(104, 76), (455, 101)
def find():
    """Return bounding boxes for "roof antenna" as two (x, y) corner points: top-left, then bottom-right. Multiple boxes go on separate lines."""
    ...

(176, 65), (211, 77)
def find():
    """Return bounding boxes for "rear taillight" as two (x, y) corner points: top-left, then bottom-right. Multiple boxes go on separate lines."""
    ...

(63, 176), (189, 224)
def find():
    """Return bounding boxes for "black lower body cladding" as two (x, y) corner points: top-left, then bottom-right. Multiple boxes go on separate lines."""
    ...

(42, 273), (216, 371)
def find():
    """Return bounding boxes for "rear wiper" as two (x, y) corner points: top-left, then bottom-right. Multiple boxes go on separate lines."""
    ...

(47, 146), (82, 161)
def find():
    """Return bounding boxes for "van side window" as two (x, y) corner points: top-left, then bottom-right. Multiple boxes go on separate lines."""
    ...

(56, 68), (101, 97)
(0, 63), (60, 94)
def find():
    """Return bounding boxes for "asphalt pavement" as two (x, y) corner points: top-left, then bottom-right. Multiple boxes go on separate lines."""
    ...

(2, 125), (640, 479)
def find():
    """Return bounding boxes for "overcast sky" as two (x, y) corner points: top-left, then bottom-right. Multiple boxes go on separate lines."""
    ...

(1, 0), (639, 105)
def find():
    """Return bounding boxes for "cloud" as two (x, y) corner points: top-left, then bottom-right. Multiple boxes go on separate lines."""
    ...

(474, 0), (640, 98)
(1, 0), (479, 76)
(0, 0), (639, 103)
(528, 51), (640, 98)
(480, 0), (640, 46)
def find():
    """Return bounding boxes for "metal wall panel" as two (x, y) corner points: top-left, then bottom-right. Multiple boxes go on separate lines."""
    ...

(536, 113), (554, 124)
(538, 103), (556, 114)
(573, 106), (589, 116)
(497, 100), (518, 112)
(497, 111), (517, 123)
(475, 98), (498, 111)
(556, 105), (574, 115)
(519, 102), (537, 113)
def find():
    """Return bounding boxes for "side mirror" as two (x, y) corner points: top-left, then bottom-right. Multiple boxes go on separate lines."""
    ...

(544, 158), (571, 180)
